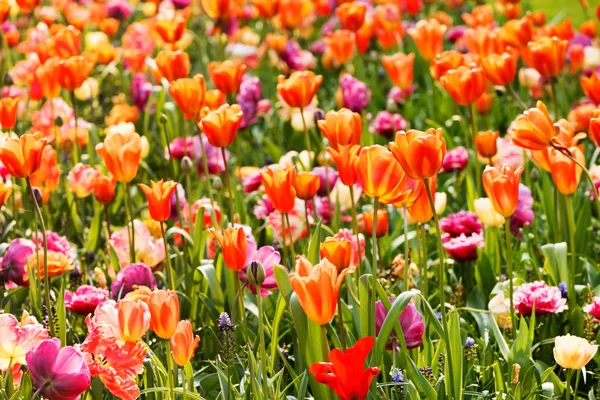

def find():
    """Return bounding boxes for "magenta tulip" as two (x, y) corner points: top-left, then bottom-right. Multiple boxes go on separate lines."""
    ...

(375, 298), (425, 349)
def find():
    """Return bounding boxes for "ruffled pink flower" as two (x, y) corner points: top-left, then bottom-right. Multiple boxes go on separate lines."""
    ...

(375, 299), (424, 349)
(584, 297), (600, 319)
(441, 146), (469, 173)
(65, 285), (110, 316)
(440, 211), (482, 237)
(369, 111), (408, 138)
(442, 233), (484, 262)
(440, 211), (483, 262)
(109, 220), (165, 268)
(166, 136), (202, 161)
(239, 246), (282, 297)
(334, 229), (365, 268)
(242, 169), (263, 193)
(0, 312), (48, 370)
(513, 281), (568, 316)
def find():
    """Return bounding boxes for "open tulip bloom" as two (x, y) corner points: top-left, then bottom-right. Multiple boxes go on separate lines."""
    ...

(2, 2), (600, 400)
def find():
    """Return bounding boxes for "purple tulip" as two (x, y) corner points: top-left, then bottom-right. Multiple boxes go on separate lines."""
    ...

(375, 299), (425, 349)
(26, 338), (91, 400)
(237, 76), (262, 128)
(510, 184), (534, 235)
(0, 239), (36, 286)
(339, 74), (371, 113)
(106, 0), (133, 20)
(312, 166), (339, 196)
(111, 263), (157, 299)
(131, 74), (152, 110)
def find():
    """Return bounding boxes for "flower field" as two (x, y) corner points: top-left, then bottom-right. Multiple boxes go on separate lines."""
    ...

(2, 0), (600, 399)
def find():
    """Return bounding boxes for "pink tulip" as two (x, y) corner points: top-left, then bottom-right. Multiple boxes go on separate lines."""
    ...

(0, 313), (48, 371)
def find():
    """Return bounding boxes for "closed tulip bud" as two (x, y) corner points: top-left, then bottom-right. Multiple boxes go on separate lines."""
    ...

(325, 30), (356, 65)
(181, 156), (194, 174)
(200, 104), (243, 148)
(589, 110), (600, 147)
(212, 176), (223, 191)
(117, 298), (150, 343)
(554, 335), (598, 370)
(511, 101), (556, 150)
(247, 260), (266, 286)
(208, 60), (246, 95)
(138, 180), (178, 222)
(210, 227), (247, 271)
(357, 145), (410, 204)
(320, 237), (352, 272)
(277, 71), (323, 109)
(382, 52), (415, 90)
(476, 130), (500, 158)
(548, 146), (585, 196)
(522, 36), (568, 78)
(474, 197), (505, 227)
(482, 165), (524, 217)
(30, 186), (43, 206)
(171, 320), (200, 367)
(260, 167), (297, 213)
(361, 209), (389, 237)
(0, 97), (21, 129)
(317, 108), (361, 150)
(155, 50), (191, 83)
(569, 44), (584, 75)
(93, 173), (116, 205)
(148, 290), (180, 339)
(57, 54), (97, 91)
(294, 172), (321, 200)
(389, 128), (446, 180)
(439, 63), (486, 106)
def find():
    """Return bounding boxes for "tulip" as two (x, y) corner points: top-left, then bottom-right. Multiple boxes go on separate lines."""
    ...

(289, 258), (354, 325)
(148, 290), (180, 339)
(155, 50), (191, 83)
(0, 2), (9, 23)
(200, 104), (243, 148)
(0, 97), (20, 129)
(589, 109), (600, 147)
(407, 176), (437, 223)
(260, 167), (297, 213)
(171, 320), (200, 367)
(294, 172), (321, 201)
(93, 173), (117, 204)
(336, 2), (366, 31)
(201, 0), (231, 20)
(500, 17), (533, 49)
(111, 263), (157, 300)
(481, 52), (517, 87)
(26, 338), (91, 400)
(581, 72), (600, 104)
(439, 64), (486, 106)
(382, 52), (415, 90)
(35, 58), (61, 99)
(317, 108), (362, 149)
(208, 60), (247, 95)
(389, 128), (446, 180)
(0, 132), (47, 179)
(54, 25), (82, 59)
(521, 36), (568, 78)
(96, 130), (142, 183)
(375, 299), (424, 349)
(320, 237), (352, 273)
(407, 19), (447, 62)
(430, 50), (464, 81)
(361, 209), (388, 237)
(482, 165), (524, 217)
(138, 180), (178, 222)
(475, 130), (500, 159)
(155, 10), (187, 44)
(0, 182), (12, 209)
(57, 54), (97, 91)
(531, 119), (586, 172)
(168, 75), (206, 119)
(210, 227), (247, 271)
(511, 101), (556, 151)
(474, 197), (505, 227)
(277, 71), (323, 109)
(554, 335), (598, 370)
(327, 144), (360, 186)
(569, 44), (584, 75)
(117, 298), (151, 343)
(548, 146), (585, 196)
(357, 145), (409, 204)
(252, 0), (278, 18)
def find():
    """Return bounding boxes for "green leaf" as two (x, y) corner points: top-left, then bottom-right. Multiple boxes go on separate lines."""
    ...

(197, 264), (224, 308)
(403, 353), (438, 400)
(445, 310), (463, 400)
(306, 221), (322, 264)
(274, 264), (293, 303)
(541, 242), (568, 286)
(85, 205), (102, 251)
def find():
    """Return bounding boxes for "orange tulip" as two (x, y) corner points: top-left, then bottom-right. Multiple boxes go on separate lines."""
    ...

(53, 25), (81, 59)
(208, 60), (246, 95)
(260, 167), (297, 213)
(521, 36), (568, 78)
(105, 104), (139, 126)
(171, 320), (200, 367)
(429, 50), (464, 81)
(169, 75), (206, 119)
(0, 182), (12, 209)
(325, 30), (355, 65)
(475, 91), (494, 114)
(568, 103), (596, 132)
(481, 52), (517, 87)
(549, 18), (574, 41)
(382, 52), (415, 90)
(357, 145), (410, 204)
(317, 108), (361, 149)
(408, 176), (437, 223)
(581, 72), (600, 104)
(389, 128), (446, 180)
(548, 146), (585, 195)
(407, 19), (447, 62)
(277, 71), (323, 109)
(148, 290), (180, 339)
(29, 146), (60, 204)
(569, 44), (584, 75)
(200, 104), (243, 148)
(320, 237), (352, 272)
(96, 130), (142, 183)
(93, 172), (117, 204)
(155, 10), (187, 44)
(393, 176), (424, 208)
(35, 58), (61, 99)
(463, 27), (506, 57)
(462, 4), (494, 28)
(279, 0), (313, 30)
(482, 165), (524, 217)
(252, 0), (278, 18)
(476, 130), (500, 158)
(336, 2), (367, 31)
(355, 21), (373, 54)
(589, 109), (600, 147)
(530, 119), (586, 172)
(511, 101), (556, 150)
(117, 299), (150, 343)
(138, 180), (178, 222)
(327, 144), (360, 186)
(580, 19), (597, 38)
(155, 50), (190, 83)
(0, 1), (10, 23)
(265, 33), (288, 53)
(294, 172), (321, 200)
(15, 0), (40, 14)
(361, 209), (388, 237)
(26, 250), (73, 282)
(289, 258), (354, 325)
(100, 18), (120, 37)
(210, 227), (247, 271)
(0, 97), (20, 129)
(439, 64), (486, 106)
(205, 89), (227, 110)
(57, 53), (96, 91)
(201, 0), (231, 20)
(0, 132), (47, 178)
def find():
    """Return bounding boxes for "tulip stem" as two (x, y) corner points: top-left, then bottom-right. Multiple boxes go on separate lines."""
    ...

(468, 104), (481, 197)
(423, 179), (455, 400)
(30, 382), (49, 400)
(124, 183), (136, 263)
(565, 195), (577, 311)
(504, 218), (517, 339)
(26, 178), (54, 337)
(160, 222), (176, 291)
(280, 213), (288, 263)
(70, 90), (80, 164)
(285, 213), (296, 262)
(403, 204), (410, 293)
(196, 128), (219, 227)
(320, 324), (329, 359)
(337, 297), (346, 350)
(574, 369), (581, 399)
(104, 204), (112, 239)
(550, 78), (560, 118)
(349, 186), (362, 286)
(508, 85), (528, 110)
(370, 197), (379, 366)
(234, 275), (249, 341)
(300, 108), (313, 167)
(221, 148), (234, 226)
(304, 200), (311, 235)
(256, 284), (270, 397)
(165, 341), (175, 400)
(565, 368), (574, 400)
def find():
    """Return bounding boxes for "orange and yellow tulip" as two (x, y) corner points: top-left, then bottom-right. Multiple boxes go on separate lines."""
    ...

(521, 36), (568, 78)
(29, 146), (60, 204)
(204, 89), (227, 110)
(325, 30), (356, 65)
(252, 0), (278, 18)
(155, 50), (191, 83)
(155, 10), (188, 44)
(200, 104), (243, 148)
(208, 60), (246, 95)
(117, 299), (150, 343)
(581, 72), (600, 104)
(481, 52), (517, 87)
(361, 209), (388, 237)
(475, 130), (500, 159)
(96, 130), (142, 183)
(382, 52), (415, 90)
(93, 172), (117, 205)
(294, 172), (321, 200)
(389, 128), (446, 180)
(407, 19), (447, 62)
(57, 53), (96, 91)
(548, 146), (585, 196)
(26, 250), (73, 282)
(317, 108), (361, 149)
(327, 144), (360, 187)
(35, 58), (61, 99)
(210, 227), (248, 271)
(0, 182), (12, 209)
(0, 97), (21, 130)
(15, 0), (41, 14)
(171, 320), (200, 367)
(429, 50), (464, 81)
(0, 132), (47, 178)
(260, 167), (297, 213)
(530, 119), (585, 172)
(0, 1), (10, 23)
(462, 4), (494, 28)
(53, 25), (81, 59)
(289, 258), (354, 325)
(357, 145), (409, 204)
(482, 165), (524, 217)
(408, 176), (437, 223)
(169, 75), (206, 120)
(511, 101), (556, 150)
(277, 71), (323, 109)
(336, 2), (367, 31)
(320, 237), (352, 272)
(148, 290), (180, 339)
(589, 110), (600, 147)
(201, 0), (231, 20)
(500, 17), (533, 49)
(439, 64), (486, 106)
(138, 180), (179, 222)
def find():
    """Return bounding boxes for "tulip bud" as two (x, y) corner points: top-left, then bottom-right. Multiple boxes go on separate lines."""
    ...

(55, 116), (63, 127)
(3, 73), (13, 86)
(313, 108), (325, 124)
(247, 260), (266, 286)
(159, 113), (168, 125)
(212, 176), (223, 191)
(181, 156), (194, 175)
(30, 187), (43, 206)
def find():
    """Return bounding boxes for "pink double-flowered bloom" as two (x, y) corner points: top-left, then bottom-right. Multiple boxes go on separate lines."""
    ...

(513, 281), (568, 316)
(584, 297), (600, 319)
(65, 285), (110, 316)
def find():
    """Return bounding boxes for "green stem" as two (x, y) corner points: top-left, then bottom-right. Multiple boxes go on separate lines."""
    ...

(337, 296), (346, 350)
(469, 103), (481, 197)
(166, 341), (175, 400)
(550, 78), (560, 118)
(256, 284), (269, 397)
(505, 218), (517, 339)
(124, 183), (136, 263)
(565, 369), (574, 400)
(370, 197), (379, 366)
(197, 128), (219, 227)
(281, 213), (288, 264)
(285, 213), (296, 262)
(574, 368), (581, 400)
(70, 91), (80, 164)
(320, 324), (329, 359)
(300, 108), (313, 167)
(565, 195), (577, 311)
(349, 186), (362, 285)
(509, 85), (528, 110)
(234, 275), (249, 341)
(403, 204), (410, 292)
(160, 222), (176, 291)
(221, 147), (234, 225)
(104, 204), (112, 239)
(492, 227), (501, 277)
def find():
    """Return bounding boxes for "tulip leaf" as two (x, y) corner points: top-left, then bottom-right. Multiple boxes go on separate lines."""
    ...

(446, 310), (464, 400)
(166, 226), (194, 245)
(85, 204), (102, 251)
(274, 264), (293, 303)
(403, 352), (438, 400)
(541, 242), (568, 286)
(508, 317), (534, 380)
(197, 264), (225, 308)
(306, 221), (322, 265)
